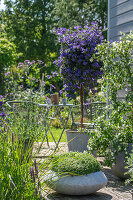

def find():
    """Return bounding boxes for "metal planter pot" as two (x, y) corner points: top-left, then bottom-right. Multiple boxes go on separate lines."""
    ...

(66, 129), (90, 152)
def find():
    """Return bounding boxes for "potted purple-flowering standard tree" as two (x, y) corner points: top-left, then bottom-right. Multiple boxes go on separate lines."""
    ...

(53, 21), (103, 152)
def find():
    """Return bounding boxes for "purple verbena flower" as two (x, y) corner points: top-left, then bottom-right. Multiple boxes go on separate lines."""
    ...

(37, 60), (44, 64)
(47, 75), (51, 79)
(1, 112), (5, 117)
(5, 72), (10, 76)
(50, 84), (56, 89)
(41, 81), (45, 86)
(24, 60), (30, 62)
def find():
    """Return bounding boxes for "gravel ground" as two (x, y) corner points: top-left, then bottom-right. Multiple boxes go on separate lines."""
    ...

(34, 142), (133, 200)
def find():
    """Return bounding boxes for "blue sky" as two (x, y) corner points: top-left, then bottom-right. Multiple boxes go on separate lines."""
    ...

(0, 0), (5, 10)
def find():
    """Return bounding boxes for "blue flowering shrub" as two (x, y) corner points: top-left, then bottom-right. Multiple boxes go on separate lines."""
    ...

(53, 21), (104, 99)
(53, 21), (104, 126)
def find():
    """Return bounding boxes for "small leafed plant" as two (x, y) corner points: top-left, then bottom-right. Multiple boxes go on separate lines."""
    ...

(51, 152), (102, 175)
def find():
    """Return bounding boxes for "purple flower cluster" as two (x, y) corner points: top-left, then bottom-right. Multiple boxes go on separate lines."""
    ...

(0, 112), (5, 117)
(0, 96), (5, 133)
(5, 71), (10, 76)
(50, 84), (56, 89)
(53, 21), (103, 98)
(17, 60), (45, 68)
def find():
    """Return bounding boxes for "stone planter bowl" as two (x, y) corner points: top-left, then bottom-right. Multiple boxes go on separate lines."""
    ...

(45, 170), (108, 195)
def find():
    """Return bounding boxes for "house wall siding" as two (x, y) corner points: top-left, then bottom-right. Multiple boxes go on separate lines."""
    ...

(109, 0), (133, 41)
(108, 0), (133, 100)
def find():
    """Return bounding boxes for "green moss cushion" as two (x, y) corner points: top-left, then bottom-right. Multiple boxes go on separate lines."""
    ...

(51, 152), (102, 175)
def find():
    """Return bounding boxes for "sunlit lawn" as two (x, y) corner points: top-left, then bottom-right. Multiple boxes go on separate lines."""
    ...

(39, 127), (67, 143)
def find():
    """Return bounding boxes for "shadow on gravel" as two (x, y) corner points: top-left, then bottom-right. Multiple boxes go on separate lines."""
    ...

(103, 167), (132, 194)
(47, 192), (112, 200)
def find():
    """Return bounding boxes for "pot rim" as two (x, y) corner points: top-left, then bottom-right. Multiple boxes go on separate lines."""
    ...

(65, 129), (88, 134)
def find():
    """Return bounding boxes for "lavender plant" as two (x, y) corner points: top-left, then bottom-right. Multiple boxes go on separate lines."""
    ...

(0, 96), (43, 199)
(0, 96), (59, 199)
(53, 21), (103, 127)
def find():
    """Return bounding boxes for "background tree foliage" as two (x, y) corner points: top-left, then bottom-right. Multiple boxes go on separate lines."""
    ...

(52, 0), (107, 29)
(0, 36), (18, 95)
(2, 0), (56, 60)
(1, 0), (107, 60)
(0, 0), (107, 95)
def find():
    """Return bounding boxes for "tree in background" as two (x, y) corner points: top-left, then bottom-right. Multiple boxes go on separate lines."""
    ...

(0, 36), (18, 95)
(0, 0), (107, 95)
(52, 0), (107, 30)
(1, 0), (107, 61)
(2, 0), (57, 60)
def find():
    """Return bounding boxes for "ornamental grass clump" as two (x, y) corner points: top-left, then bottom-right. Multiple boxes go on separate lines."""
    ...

(51, 152), (102, 175)
(0, 95), (58, 199)
(0, 96), (43, 199)
(53, 21), (104, 128)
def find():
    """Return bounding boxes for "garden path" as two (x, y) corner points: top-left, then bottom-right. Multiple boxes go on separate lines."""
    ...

(34, 142), (133, 200)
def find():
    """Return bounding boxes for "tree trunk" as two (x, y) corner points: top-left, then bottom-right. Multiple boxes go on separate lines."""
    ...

(80, 84), (84, 129)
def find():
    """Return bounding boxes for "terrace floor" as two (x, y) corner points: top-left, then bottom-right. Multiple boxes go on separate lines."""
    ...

(34, 142), (133, 200)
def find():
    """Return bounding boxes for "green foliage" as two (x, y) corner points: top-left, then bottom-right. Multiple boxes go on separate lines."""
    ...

(6, 101), (46, 140)
(89, 105), (132, 166)
(95, 32), (133, 96)
(2, 0), (58, 62)
(0, 36), (18, 95)
(4, 59), (63, 100)
(0, 98), (42, 199)
(88, 32), (133, 167)
(0, 37), (17, 65)
(51, 152), (102, 175)
(5, 60), (47, 100)
(0, 134), (43, 199)
(51, 117), (71, 129)
(0, 96), (65, 199)
(52, 0), (107, 30)
(125, 148), (133, 184)
(1, 0), (107, 64)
